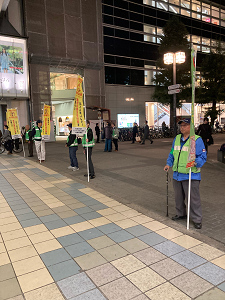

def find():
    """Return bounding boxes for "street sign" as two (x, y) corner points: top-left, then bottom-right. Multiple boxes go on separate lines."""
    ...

(168, 89), (182, 95)
(168, 84), (182, 90)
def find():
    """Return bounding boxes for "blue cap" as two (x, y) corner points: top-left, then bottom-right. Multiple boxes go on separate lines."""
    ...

(178, 118), (191, 125)
(67, 123), (72, 128)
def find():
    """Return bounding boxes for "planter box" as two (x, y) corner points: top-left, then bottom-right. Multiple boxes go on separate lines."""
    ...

(217, 150), (225, 164)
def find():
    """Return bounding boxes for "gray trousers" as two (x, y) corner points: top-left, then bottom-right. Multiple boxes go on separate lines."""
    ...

(173, 179), (202, 223)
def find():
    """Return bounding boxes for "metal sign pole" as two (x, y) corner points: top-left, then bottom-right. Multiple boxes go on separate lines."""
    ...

(83, 78), (89, 182)
(187, 168), (191, 230)
(166, 171), (169, 217)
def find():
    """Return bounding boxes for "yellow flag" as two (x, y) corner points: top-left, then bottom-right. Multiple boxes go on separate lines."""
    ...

(42, 104), (51, 140)
(6, 108), (21, 138)
(72, 76), (86, 135)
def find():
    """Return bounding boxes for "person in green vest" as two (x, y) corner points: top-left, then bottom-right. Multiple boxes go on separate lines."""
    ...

(164, 117), (207, 229)
(111, 122), (119, 151)
(25, 125), (33, 157)
(31, 120), (45, 162)
(82, 120), (95, 179)
(65, 123), (79, 171)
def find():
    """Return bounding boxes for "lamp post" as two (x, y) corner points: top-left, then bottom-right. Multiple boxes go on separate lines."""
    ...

(164, 51), (186, 136)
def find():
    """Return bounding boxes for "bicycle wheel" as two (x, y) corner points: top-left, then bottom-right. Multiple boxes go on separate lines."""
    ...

(0, 142), (5, 154)
(13, 139), (23, 153)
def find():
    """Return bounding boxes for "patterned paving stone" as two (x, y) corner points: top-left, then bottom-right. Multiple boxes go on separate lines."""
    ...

(47, 259), (80, 281)
(63, 215), (86, 225)
(97, 223), (122, 234)
(74, 251), (107, 270)
(78, 228), (104, 240)
(218, 282), (225, 292)
(70, 289), (107, 300)
(16, 212), (38, 222)
(138, 232), (167, 246)
(86, 263), (123, 286)
(170, 271), (213, 298)
(0, 263), (16, 282)
(133, 247), (167, 265)
(81, 212), (102, 220)
(150, 257), (188, 280)
(0, 277), (22, 300)
(153, 240), (186, 257)
(100, 277), (141, 300)
(125, 225), (152, 237)
(57, 273), (95, 299)
(171, 249), (207, 269)
(40, 248), (71, 267)
(24, 283), (64, 300)
(65, 241), (95, 258)
(195, 287), (225, 300)
(40, 214), (61, 223)
(20, 218), (42, 228)
(57, 233), (84, 247)
(192, 262), (225, 285)
(108, 230), (134, 243)
(74, 207), (94, 214)
(44, 219), (68, 230)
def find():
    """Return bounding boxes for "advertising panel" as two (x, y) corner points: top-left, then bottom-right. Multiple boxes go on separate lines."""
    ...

(72, 76), (86, 135)
(117, 114), (139, 128)
(42, 104), (51, 140)
(6, 108), (21, 139)
(0, 35), (28, 97)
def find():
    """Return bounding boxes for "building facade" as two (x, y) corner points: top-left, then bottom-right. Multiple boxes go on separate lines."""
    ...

(0, 0), (105, 135)
(102, 0), (225, 127)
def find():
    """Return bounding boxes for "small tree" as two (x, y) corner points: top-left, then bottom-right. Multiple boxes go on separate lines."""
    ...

(197, 44), (225, 126)
(152, 17), (191, 128)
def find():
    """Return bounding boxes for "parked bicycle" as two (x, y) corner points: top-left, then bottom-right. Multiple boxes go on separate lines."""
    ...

(0, 137), (23, 154)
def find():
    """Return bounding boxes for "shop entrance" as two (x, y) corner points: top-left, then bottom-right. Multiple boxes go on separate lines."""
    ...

(50, 72), (81, 136)
(145, 102), (170, 128)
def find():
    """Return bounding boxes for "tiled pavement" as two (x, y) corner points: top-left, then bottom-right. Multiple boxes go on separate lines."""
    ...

(0, 156), (225, 300)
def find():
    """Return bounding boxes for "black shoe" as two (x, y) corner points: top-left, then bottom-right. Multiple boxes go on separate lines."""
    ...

(151, 140), (153, 144)
(84, 174), (88, 177)
(172, 215), (187, 221)
(90, 175), (95, 179)
(141, 143), (145, 145)
(194, 222), (202, 229)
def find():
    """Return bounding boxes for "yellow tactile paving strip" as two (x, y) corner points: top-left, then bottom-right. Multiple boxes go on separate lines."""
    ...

(0, 155), (224, 300)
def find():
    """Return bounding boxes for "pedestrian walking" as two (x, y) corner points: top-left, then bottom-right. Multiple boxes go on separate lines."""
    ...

(66, 123), (79, 171)
(2, 125), (13, 154)
(132, 122), (138, 143)
(25, 125), (33, 157)
(164, 117), (207, 229)
(104, 121), (112, 152)
(197, 117), (212, 152)
(31, 120), (45, 162)
(112, 122), (119, 151)
(141, 121), (153, 144)
(95, 123), (100, 143)
(82, 120), (95, 179)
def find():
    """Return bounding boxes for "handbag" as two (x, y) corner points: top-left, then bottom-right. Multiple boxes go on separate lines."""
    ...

(207, 135), (214, 146)
(136, 136), (141, 142)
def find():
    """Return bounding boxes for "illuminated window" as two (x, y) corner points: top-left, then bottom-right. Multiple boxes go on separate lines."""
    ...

(144, 65), (157, 85)
(143, 0), (155, 6)
(169, 4), (179, 14)
(212, 7), (219, 18)
(202, 37), (210, 46)
(181, 0), (190, 9)
(156, 1), (168, 11)
(181, 8), (190, 17)
(169, 0), (179, 5)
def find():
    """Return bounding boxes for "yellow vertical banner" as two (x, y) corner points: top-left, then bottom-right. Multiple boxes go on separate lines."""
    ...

(42, 104), (51, 140)
(6, 108), (21, 139)
(72, 76), (86, 135)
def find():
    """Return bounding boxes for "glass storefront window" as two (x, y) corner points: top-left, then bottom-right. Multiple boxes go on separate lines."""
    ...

(143, 0), (155, 6)
(144, 25), (156, 35)
(202, 38), (210, 47)
(202, 15), (211, 23)
(212, 7), (219, 18)
(181, 0), (190, 9)
(157, 28), (164, 36)
(202, 46), (210, 53)
(202, 4), (210, 16)
(156, 1), (168, 11)
(50, 73), (78, 91)
(144, 65), (156, 85)
(169, 4), (179, 14)
(169, 0), (179, 6)
(181, 8), (190, 17)
(211, 18), (219, 26)
(192, 35), (201, 44)
(144, 35), (157, 43)
(192, 12), (201, 20)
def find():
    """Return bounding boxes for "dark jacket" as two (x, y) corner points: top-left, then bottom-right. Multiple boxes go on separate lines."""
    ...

(144, 125), (149, 136)
(66, 131), (77, 147)
(2, 129), (12, 142)
(87, 127), (93, 142)
(104, 125), (112, 139)
(197, 123), (212, 140)
(133, 125), (138, 136)
(95, 125), (100, 135)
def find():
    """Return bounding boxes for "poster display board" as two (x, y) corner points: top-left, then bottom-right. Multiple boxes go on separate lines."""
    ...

(0, 35), (28, 97)
(42, 104), (51, 140)
(72, 76), (86, 135)
(6, 108), (21, 139)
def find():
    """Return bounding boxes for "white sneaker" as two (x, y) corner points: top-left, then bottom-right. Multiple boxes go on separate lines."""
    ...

(68, 166), (73, 169)
(73, 167), (79, 171)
